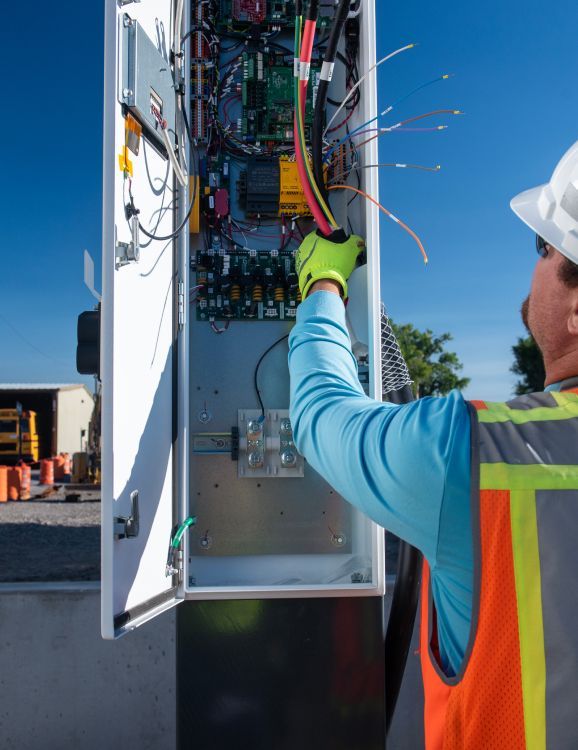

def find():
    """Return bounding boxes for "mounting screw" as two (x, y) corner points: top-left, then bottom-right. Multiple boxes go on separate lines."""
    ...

(331, 532), (346, 547)
(199, 534), (212, 550)
(198, 408), (211, 424)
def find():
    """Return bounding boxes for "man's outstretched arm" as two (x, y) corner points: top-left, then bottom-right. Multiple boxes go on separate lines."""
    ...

(288, 287), (471, 568)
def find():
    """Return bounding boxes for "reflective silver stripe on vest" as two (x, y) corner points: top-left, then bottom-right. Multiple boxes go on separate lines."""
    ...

(478, 418), (578, 464)
(535, 490), (578, 750)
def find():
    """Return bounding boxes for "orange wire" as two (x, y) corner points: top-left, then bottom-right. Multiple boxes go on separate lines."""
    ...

(327, 185), (429, 264)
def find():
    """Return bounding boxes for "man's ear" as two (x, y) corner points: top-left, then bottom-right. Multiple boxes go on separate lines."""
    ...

(567, 289), (578, 336)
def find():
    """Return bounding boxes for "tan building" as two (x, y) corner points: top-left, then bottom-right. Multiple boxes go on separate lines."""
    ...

(0, 384), (95, 458)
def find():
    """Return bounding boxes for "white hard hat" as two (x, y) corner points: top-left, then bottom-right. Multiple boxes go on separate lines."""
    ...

(510, 140), (578, 265)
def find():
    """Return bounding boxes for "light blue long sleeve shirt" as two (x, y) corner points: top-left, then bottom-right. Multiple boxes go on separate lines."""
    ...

(288, 291), (473, 676)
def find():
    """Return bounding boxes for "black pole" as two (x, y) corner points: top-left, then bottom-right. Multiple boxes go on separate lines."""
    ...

(381, 327), (423, 736)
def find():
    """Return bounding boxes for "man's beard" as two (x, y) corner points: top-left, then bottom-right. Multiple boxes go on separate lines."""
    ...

(521, 295), (531, 333)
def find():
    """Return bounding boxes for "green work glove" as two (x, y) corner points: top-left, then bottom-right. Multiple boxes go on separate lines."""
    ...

(295, 229), (365, 300)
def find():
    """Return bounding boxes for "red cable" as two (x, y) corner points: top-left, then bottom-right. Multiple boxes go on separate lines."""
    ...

(300, 20), (316, 63)
(294, 17), (331, 235)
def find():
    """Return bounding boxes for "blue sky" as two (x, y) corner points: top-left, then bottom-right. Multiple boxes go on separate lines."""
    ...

(0, 1), (576, 399)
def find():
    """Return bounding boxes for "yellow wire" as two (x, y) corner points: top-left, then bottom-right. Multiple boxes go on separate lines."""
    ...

(296, 53), (339, 229)
(328, 184), (428, 264)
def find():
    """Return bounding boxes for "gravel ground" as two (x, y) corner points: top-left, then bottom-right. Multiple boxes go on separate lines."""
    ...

(0, 472), (100, 583)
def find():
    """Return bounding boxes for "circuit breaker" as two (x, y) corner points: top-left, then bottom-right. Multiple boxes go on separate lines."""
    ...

(100, 0), (383, 638)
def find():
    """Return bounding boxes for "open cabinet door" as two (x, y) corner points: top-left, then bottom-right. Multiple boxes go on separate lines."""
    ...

(101, 0), (187, 638)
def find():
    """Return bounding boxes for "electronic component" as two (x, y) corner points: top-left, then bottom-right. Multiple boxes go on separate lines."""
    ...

(239, 157), (280, 216)
(279, 157), (310, 216)
(232, 0), (266, 24)
(191, 62), (211, 142)
(218, 0), (335, 28)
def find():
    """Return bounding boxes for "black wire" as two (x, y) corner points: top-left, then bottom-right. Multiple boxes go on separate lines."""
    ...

(254, 334), (290, 416)
(130, 86), (201, 244)
(306, 0), (320, 21)
(130, 147), (199, 242)
(312, 0), (350, 205)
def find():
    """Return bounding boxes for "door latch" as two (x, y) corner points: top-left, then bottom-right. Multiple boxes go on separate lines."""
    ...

(114, 490), (140, 539)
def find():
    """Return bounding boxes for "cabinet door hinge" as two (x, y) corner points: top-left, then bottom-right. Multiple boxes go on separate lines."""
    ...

(178, 281), (185, 329)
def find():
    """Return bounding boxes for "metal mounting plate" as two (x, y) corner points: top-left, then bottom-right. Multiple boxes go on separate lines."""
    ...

(121, 14), (176, 153)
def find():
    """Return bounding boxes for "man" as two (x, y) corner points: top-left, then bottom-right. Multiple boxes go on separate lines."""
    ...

(288, 141), (578, 749)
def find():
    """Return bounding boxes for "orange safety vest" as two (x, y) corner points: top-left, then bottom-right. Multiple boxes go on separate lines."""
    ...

(420, 385), (578, 750)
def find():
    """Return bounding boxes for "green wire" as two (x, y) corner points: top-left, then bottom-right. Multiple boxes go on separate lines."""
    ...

(171, 516), (196, 549)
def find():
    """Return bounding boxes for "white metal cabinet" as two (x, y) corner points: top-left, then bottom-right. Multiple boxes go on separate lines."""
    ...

(101, 0), (384, 639)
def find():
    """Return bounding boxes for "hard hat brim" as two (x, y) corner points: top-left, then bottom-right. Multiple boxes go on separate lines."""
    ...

(510, 184), (567, 255)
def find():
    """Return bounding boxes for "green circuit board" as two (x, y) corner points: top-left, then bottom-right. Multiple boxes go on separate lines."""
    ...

(241, 53), (320, 142)
(194, 249), (300, 322)
(217, 0), (333, 29)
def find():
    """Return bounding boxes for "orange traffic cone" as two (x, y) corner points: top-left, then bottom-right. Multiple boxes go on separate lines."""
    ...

(7, 467), (22, 501)
(40, 458), (54, 485)
(53, 455), (65, 480)
(0, 467), (7, 503)
(20, 464), (31, 500)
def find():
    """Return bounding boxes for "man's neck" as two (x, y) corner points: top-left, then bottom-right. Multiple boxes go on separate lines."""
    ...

(543, 350), (578, 387)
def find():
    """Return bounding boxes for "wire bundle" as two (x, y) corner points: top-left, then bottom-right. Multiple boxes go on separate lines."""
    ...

(293, 0), (337, 235)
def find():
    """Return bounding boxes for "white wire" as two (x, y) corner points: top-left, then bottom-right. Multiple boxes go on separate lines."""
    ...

(323, 43), (416, 135)
(161, 127), (187, 186)
(174, 0), (185, 75)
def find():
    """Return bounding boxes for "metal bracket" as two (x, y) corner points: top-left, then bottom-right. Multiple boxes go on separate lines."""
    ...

(118, 0), (140, 7)
(237, 410), (304, 478)
(114, 490), (140, 539)
(115, 240), (140, 269)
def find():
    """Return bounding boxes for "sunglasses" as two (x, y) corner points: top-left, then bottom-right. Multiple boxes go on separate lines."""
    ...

(536, 235), (550, 258)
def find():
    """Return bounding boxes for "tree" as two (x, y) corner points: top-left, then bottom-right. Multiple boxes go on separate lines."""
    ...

(511, 335), (545, 395)
(391, 322), (470, 397)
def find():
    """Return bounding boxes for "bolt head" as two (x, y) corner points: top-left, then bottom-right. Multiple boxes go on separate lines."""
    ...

(247, 419), (262, 435)
(248, 451), (264, 469)
(280, 449), (296, 468)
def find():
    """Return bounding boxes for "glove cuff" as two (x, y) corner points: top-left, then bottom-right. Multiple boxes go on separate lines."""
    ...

(302, 269), (347, 299)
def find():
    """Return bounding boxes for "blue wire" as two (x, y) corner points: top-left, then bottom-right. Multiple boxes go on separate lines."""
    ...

(323, 74), (451, 164)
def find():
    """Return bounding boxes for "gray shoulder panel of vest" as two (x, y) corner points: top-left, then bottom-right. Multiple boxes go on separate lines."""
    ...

(479, 418), (578, 465)
(505, 392), (558, 410)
